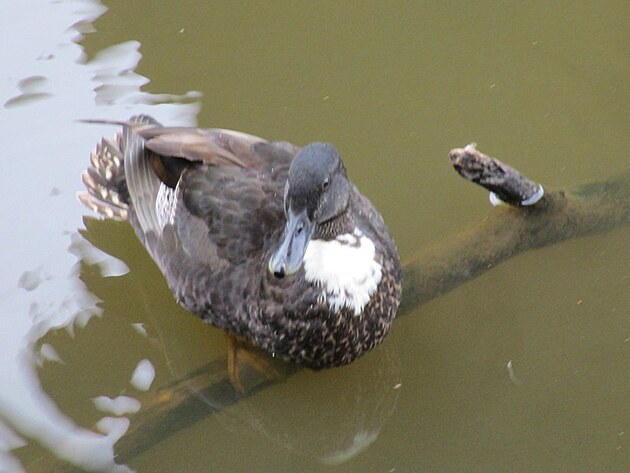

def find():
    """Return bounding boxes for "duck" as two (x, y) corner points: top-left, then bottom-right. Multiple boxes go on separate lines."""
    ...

(79, 115), (402, 370)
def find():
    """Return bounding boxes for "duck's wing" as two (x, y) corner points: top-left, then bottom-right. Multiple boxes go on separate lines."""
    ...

(139, 126), (263, 168)
(123, 117), (298, 273)
(175, 155), (292, 268)
(81, 116), (298, 279)
(137, 142), (296, 322)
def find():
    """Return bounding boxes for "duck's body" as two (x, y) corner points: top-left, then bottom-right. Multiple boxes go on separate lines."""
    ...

(80, 116), (402, 369)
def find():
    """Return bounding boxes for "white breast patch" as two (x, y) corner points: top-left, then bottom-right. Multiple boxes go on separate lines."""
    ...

(303, 228), (382, 316)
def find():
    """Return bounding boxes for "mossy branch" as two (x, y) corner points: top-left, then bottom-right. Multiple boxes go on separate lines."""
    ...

(401, 145), (630, 312)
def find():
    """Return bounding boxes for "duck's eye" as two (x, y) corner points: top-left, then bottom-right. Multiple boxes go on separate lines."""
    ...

(322, 178), (330, 190)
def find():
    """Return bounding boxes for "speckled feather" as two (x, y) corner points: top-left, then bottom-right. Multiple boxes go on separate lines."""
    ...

(81, 115), (402, 369)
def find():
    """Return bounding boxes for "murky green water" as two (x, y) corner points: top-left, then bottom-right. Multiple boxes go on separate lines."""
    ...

(1, 1), (629, 471)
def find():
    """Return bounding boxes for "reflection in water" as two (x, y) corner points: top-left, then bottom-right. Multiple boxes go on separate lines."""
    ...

(211, 351), (401, 465)
(129, 360), (156, 392)
(3, 76), (53, 109)
(93, 396), (141, 417)
(0, 0), (198, 471)
(16, 267), (51, 292)
(90, 41), (202, 107)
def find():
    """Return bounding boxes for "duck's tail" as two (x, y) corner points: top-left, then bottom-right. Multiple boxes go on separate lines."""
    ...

(78, 115), (162, 229)
(78, 130), (129, 220)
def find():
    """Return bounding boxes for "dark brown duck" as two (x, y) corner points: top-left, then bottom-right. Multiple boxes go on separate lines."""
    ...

(80, 115), (402, 369)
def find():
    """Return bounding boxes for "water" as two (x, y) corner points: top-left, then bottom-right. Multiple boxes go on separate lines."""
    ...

(1, 1), (629, 471)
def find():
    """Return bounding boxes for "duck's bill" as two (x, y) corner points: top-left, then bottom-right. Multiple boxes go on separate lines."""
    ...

(269, 209), (315, 279)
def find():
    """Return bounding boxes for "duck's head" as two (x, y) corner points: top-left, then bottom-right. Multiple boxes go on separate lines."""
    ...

(269, 142), (351, 279)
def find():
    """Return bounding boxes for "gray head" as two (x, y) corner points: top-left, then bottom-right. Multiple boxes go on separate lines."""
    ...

(269, 142), (351, 278)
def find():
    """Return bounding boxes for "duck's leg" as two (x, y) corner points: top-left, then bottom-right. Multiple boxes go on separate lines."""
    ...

(226, 334), (245, 392)
(226, 334), (281, 393)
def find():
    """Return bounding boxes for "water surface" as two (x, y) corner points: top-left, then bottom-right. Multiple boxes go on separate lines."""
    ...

(1, 1), (629, 472)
